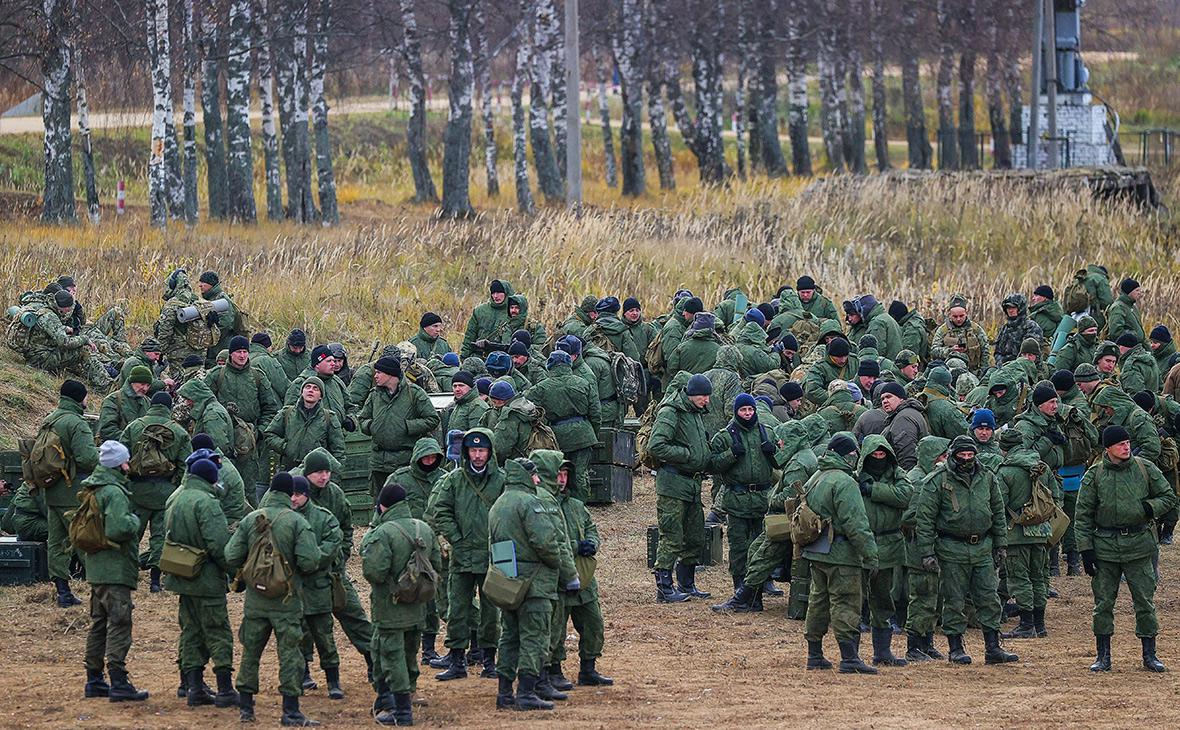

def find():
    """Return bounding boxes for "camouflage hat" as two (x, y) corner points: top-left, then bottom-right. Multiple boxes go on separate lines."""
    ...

(140, 337), (161, 353)
(1073, 363), (1100, 382)
(578, 295), (599, 313)
(947, 294), (969, 311)
(895, 349), (917, 367)
(1094, 341), (1119, 360)
(955, 372), (979, 398)
(1020, 337), (1041, 356)
(1076, 315), (1098, 332)
(927, 367), (952, 388)
(827, 379), (850, 395)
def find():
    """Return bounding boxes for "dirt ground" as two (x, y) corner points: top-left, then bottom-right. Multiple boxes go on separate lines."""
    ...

(2, 474), (1179, 729)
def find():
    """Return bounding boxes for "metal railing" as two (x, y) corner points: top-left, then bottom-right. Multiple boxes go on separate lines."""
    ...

(1138, 129), (1177, 168)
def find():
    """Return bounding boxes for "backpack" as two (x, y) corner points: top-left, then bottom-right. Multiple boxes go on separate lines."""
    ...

(587, 323), (615, 353)
(69, 486), (115, 553)
(789, 313), (822, 354)
(1062, 271), (1091, 315)
(223, 401), (258, 458)
(526, 407), (561, 453)
(635, 401), (663, 470)
(5, 303), (45, 353)
(789, 475), (830, 549)
(129, 423), (178, 478)
(645, 329), (667, 376)
(20, 415), (73, 489)
(609, 352), (643, 406)
(1156, 432), (1179, 484)
(1009, 462), (1058, 526)
(1060, 406), (1097, 467)
(389, 520), (439, 604)
(240, 513), (293, 599)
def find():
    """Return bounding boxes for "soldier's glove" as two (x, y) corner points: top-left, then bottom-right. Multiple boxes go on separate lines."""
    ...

(577, 540), (597, 557)
(858, 478), (873, 497)
(474, 338), (490, 351)
(1142, 501), (1154, 519)
(1081, 549), (1098, 577)
(564, 577), (582, 594)
(205, 311), (219, 326)
(342, 415), (357, 432)
(437, 536), (452, 560)
(772, 341), (786, 353)
(760, 440), (777, 455)
(992, 547), (1007, 568)
(1047, 431), (1067, 445)
(921, 555), (938, 571)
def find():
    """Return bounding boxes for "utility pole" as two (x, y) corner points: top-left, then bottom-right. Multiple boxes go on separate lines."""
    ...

(1028, 0), (1043, 170)
(1044, 0), (1059, 168)
(565, 0), (582, 208)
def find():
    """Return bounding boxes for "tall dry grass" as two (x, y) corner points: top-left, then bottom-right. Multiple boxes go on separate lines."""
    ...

(0, 174), (1174, 356)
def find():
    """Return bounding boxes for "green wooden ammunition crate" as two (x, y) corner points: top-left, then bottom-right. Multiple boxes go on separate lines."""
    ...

(591, 428), (637, 468)
(0, 539), (49, 584)
(646, 523), (722, 568)
(586, 463), (633, 505)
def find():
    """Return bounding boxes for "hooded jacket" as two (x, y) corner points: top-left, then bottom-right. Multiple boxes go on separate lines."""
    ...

(361, 500), (440, 629)
(800, 447), (880, 569)
(856, 434), (913, 567)
(649, 387), (714, 501)
(359, 377), (440, 472)
(526, 360), (602, 452)
(1104, 292), (1145, 344)
(994, 294), (1044, 365)
(848, 295), (903, 360)
(163, 471), (232, 596)
(390, 437), (446, 520)
(78, 465), (142, 587)
(1092, 385), (1161, 463)
(178, 378), (235, 456)
(427, 428), (505, 573)
(996, 446), (1062, 546)
(883, 398), (930, 471)
(710, 410), (780, 519)
(1076, 452), (1176, 562)
(264, 377), (346, 469)
(224, 489), (320, 616)
(915, 457), (1006, 566)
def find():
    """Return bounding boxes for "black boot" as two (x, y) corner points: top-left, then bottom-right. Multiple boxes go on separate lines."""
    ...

(372, 680), (395, 715)
(1002, 601), (1020, 619)
(435, 648), (467, 681)
(325, 666), (344, 700)
(751, 587), (764, 612)
(1033, 607), (1048, 638)
(480, 649), (498, 679)
(496, 676), (515, 709)
(888, 616), (905, 636)
(364, 651), (374, 684)
(1003, 610), (1036, 639)
(514, 675), (554, 711)
(84, 668), (110, 698)
(837, 635), (878, 674)
(904, 633), (929, 663)
(428, 648), (453, 669)
(1049, 546), (1061, 576)
(1142, 637), (1167, 672)
(704, 509), (726, 526)
(1090, 634), (1112, 672)
(675, 562), (710, 599)
(186, 668), (215, 706)
(239, 691), (255, 723)
(1160, 521), (1176, 546)
(214, 669), (239, 708)
(710, 582), (757, 613)
(420, 633), (440, 666)
(108, 668), (149, 702)
(301, 663), (317, 690)
(54, 577), (82, 608)
(1066, 550), (1082, 576)
(947, 634), (972, 665)
(654, 569), (689, 603)
(924, 633), (945, 661)
(468, 632), (483, 665)
(983, 629), (1019, 664)
(806, 640), (833, 670)
(376, 693), (413, 726)
(548, 662), (573, 690)
(280, 693), (320, 726)
(577, 658), (613, 686)
(870, 626), (907, 667)
(763, 581), (784, 597)
(176, 669), (187, 698)
(149, 566), (162, 593)
(535, 668), (567, 701)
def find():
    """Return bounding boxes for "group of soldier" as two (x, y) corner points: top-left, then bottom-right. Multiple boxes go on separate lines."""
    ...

(3, 263), (1177, 726)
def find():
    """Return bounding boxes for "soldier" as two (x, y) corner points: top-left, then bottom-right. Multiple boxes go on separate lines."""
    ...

(224, 472), (321, 725)
(163, 454), (237, 708)
(508, 342), (546, 387)
(428, 429), (505, 681)
(292, 345), (349, 417)
(264, 376), (346, 470)
(880, 382), (929, 472)
(411, 312), (453, 359)
(803, 337), (858, 406)
(482, 381), (539, 464)
(654, 296), (703, 385)
(9, 288), (112, 388)
(817, 380), (866, 437)
(996, 429), (1061, 641)
(190, 433), (250, 529)
(968, 408), (1002, 471)
(206, 335), (281, 497)
(994, 294), (1043, 366)
(732, 310), (778, 378)
(97, 366), (151, 442)
(446, 371), (489, 433)
(1077, 425), (1177, 672)
(290, 474), (347, 699)
(248, 333), (291, 402)
(175, 377), (234, 457)
(558, 295), (600, 342)
(155, 270), (220, 377)
(589, 297), (641, 361)
(360, 356), (440, 499)
(1116, 332), (1160, 394)
(1052, 368), (1088, 411)
(1030, 285), (1064, 338)
(622, 297), (657, 411)
(1094, 341), (1120, 382)
(666, 313), (721, 377)
(2, 481), (47, 542)
(275, 329), (310, 381)
(889, 301), (929, 364)
(844, 294), (902, 360)
(79, 441), (148, 702)
(488, 458), (579, 712)
(462, 280), (517, 357)
(648, 374), (715, 602)
(526, 350), (601, 500)
(1064, 264), (1114, 331)
(919, 367), (968, 440)
(118, 337), (167, 387)
(930, 294), (989, 373)
(1104, 277), (1145, 343)
(362, 483), (441, 726)
(195, 271), (240, 364)
(328, 343), (353, 385)
(389, 438), (446, 662)
(1074, 363), (1102, 402)
(914, 436), (1018, 665)
(120, 391), (192, 592)
(796, 276), (840, 322)
(1053, 315), (1099, 375)
(1011, 383), (1067, 471)
(900, 437), (950, 662)
(1148, 325), (1176, 373)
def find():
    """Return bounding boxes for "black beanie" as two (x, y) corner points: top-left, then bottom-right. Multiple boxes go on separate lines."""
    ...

(287, 329), (307, 347)
(780, 381), (804, 401)
(1116, 332), (1139, 348)
(378, 483), (407, 508)
(508, 341), (529, 357)
(683, 297), (704, 315)
(827, 338), (850, 358)
(623, 297), (641, 313)
(1032, 383), (1057, 406)
(54, 290), (75, 309)
(269, 472), (295, 496)
(888, 300), (909, 321)
(857, 360), (880, 377)
(828, 434), (857, 457)
(189, 458), (219, 484)
(1033, 285), (1054, 300)
(452, 370), (474, 387)
(1050, 369), (1075, 392)
(60, 379), (87, 404)
(1102, 425), (1131, 448)
(490, 280), (506, 295)
(191, 433), (215, 451)
(879, 382), (907, 400)
(251, 332), (272, 348)
(1120, 278), (1140, 295)
(199, 271), (219, 286)
(151, 391), (174, 409)
(1133, 390), (1157, 413)
(374, 356), (402, 377)
(1150, 325), (1172, 344)
(182, 354), (205, 368)
(292, 475), (310, 496)
(796, 276), (816, 291)
(228, 335), (249, 353)
(782, 334), (799, 351)
(420, 312), (443, 328)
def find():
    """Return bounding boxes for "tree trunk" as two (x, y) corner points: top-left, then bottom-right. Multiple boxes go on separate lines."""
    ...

(957, 3), (978, 169)
(755, 5), (787, 177)
(440, 0), (475, 218)
(666, 0), (729, 184)
(147, 0), (171, 227)
(734, 1), (750, 179)
(75, 53), (100, 223)
(41, 0), (75, 223)
(474, 2), (499, 196)
(645, 4), (674, 189)
(512, 0), (535, 213)
(986, 6), (1010, 169)
(310, 0), (338, 224)
(868, 0), (889, 171)
(611, 0), (645, 196)
(199, 0), (229, 220)
(255, 0), (283, 220)
(552, 40), (568, 182)
(785, 9), (811, 176)
(900, 2), (931, 169)
(595, 46), (618, 189)
(275, 0), (315, 222)
(529, 0), (562, 201)
(817, 0), (845, 172)
(399, 0), (438, 203)
(935, 0), (959, 170)
(1004, 3), (1023, 147)
(225, 0), (257, 222)
(844, 6), (867, 175)
(182, 0), (199, 224)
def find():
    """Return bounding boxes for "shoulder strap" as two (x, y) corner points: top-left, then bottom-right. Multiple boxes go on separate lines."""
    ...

(469, 479), (497, 508)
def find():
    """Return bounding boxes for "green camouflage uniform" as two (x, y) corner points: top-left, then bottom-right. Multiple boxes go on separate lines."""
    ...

(199, 282), (239, 364)
(1030, 298), (1065, 339)
(40, 396), (100, 581)
(461, 282), (517, 358)
(1104, 292), (1144, 344)
(2, 482), (47, 541)
(551, 457), (606, 664)
(648, 387), (713, 570)
(410, 327), (453, 360)
(205, 362), (281, 495)
(996, 447), (1061, 614)
(97, 383), (149, 443)
(931, 316), (989, 373)
(249, 343), (291, 402)
(13, 299), (112, 388)
(1117, 343), (1160, 394)
(856, 436), (913, 629)
(391, 438), (447, 635)
(275, 346), (311, 382)
(263, 386), (346, 469)
(710, 412), (780, 582)
(120, 403), (192, 567)
(296, 496), (344, 672)
(360, 378), (439, 498)
(481, 393), (540, 465)
(525, 359), (601, 501)
(993, 295), (1044, 366)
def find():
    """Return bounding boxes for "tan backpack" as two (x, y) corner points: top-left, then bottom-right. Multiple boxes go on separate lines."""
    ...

(69, 487), (115, 553)
(21, 415), (73, 489)
(389, 521), (439, 604)
(240, 513), (293, 599)
(1009, 462), (1058, 526)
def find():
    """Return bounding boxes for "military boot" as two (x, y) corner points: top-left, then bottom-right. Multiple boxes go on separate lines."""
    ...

(870, 627), (907, 667)
(301, 663), (318, 690)
(149, 566), (163, 593)
(496, 676), (515, 709)
(54, 577), (82, 608)
(1003, 610), (1036, 639)
(1033, 607), (1048, 638)
(548, 662), (573, 691)
(84, 668), (110, 698)
(514, 675), (554, 711)
(108, 668), (149, 702)
(710, 582), (757, 613)
(325, 667), (344, 700)
(751, 587), (764, 611)
(468, 632), (483, 665)
(1159, 521), (1176, 546)
(373, 680), (395, 715)
(239, 691), (255, 723)
(904, 633), (929, 662)
(923, 633), (944, 660)
(837, 635), (878, 674)
(983, 630), (1019, 664)
(806, 640), (833, 670)
(763, 581), (784, 597)
(1066, 551), (1082, 576)
(675, 562), (710, 599)
(654, 569), (689, 603)
(280, 694), (320, 726)
(376, 693), (413, 726)
(176, 669), (188, 698)
(186, 668), (215, 706)
(1048, 546), (1061, 576)
(428, 649), (453, 669)
(435, 649), (467, 681)
(535, 668), (567, 701)
(214, 669), (239, 708)
(480, 649), (498, 679)
(577, 658), (613, 686)
(946, 634), (972, 665)
(1142, 637), (1167, 672)
(420, 633), (441, 666)
(1090, 635), (1112, 672)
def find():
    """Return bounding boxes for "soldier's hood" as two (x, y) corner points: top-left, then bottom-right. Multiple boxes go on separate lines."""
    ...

(915, 435), (951, 473)
(774, 420), (813, 460)
(800, 412), (832, 446)
(857, 433), (896, 471)
(688, 326), (716, 340)
(1030, 298), (1063, 315)
(660, 371), (692, 406)
(489, 280), (516, 308)
(376, 500), (413, 523)
(510, 293), (530, 319)
(531, 449), (565, 495)
(503, 458), (537, 492)
(462, 427), (499, 470)
(411, 437), (444, 465)
(504, 395), (538, 418)
(777, 288), (803, 313)
(822, 387), (855, 408)
(722, 287), (745, 302)
(1092, 385), (1137, 418)
(987, 367), (1023, 405)
(1086, 264), (1109, 280)
(1001, 447), (1041, 470)
(260, 489), (293, 509)
(714, 345), (741, 371)
(1002, 293), (1029, 318)
(736, 325), (767, 346)
(817, 320), (845, 341)
(597, 315), (628, 334)
(82, 464), (130, 491)
(817, 444), (857, 474)
(178, 377), (215, 407)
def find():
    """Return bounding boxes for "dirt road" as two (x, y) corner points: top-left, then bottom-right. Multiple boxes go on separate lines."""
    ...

(1, 474), (1176, 728)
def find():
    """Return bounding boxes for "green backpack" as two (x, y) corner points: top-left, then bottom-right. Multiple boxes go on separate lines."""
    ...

(69, 487), (115, 554)
(20, 415), (73, 489)
(129, 423), (177, 478)
(240, 513), (293, 599)
(1062, 271), (1092, 316)
(389, 521), (439, 604)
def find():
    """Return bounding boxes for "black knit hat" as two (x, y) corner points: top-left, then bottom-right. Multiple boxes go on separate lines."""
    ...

(251, 332), (272, 348)
(60, 379), (87, 404)
(1032, 383), (1057, 406)
(151, 391), (174, 409)
(1120, 278), (1140, 295)
(685, 374), (713, 396)
(1151, 325), (1172, 344)
(228, 335), (249, 353)
(780, 381), (804, 401)
(420, 312), (443, 328)
(879, 382), (907, 400)
(287, 329), (307, 347)
(311, 344), (333, 365)
(857, 360), (880, 377)
(508, 341), (529, 357)
(683, 297), (704, 315)
(827, 338), (850, 358)
(1033, 285), (1054, 300)
(269, 472), (294, 496)
(490, 279), (506, 295)
(1050, 369), (1075, 392)
(888, 300), (909, 321)
(374, 356), (402, 377)
(828, 434), (857, 457)
(781, 334), (799, 351)
(623, 297), (641, 313)
(292, 475), (310, 496)
(1102, 425), (1131, 448)
(796, 276), (816, 291)
(191, 433), (215, 451)
(1133, 390), (1157, 413)
(199, 271), (219, 286)
(1115, 332), (1139, 348)
(452, 371), (474, 388)
(54, 290), (74, 309)
(378, 483), (407, 508)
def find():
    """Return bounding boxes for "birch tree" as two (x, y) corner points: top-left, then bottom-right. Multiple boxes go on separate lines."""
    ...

(935, 0), (959, 169)
(595, 45), (618, 188)
(985, 1), (1010, 169)
(310, 0), (338, 224)
(398, 0), (437, 202)
(41, 0), (75, 224)
(868, 0), (890, 171)
(645, 7), (675, 190)
(199, 0), (229, 220)
(785, 7), (811, 176)
(474, 2), (499, 196)
(900, 1), (931, 169)
(147, 0), (172, 227)
(844, 3), (867, 174)
(255, 0), (283, 220)
(274, 0), (314, 222)
(665, 0), (730, 183)
(957, 1), (979, 169)
(552, 39), (567, 182)
(75, 48), (99, 223)
(753, 4), (787, 177)
(529, 0), (563, 201)
(817, 0), (845, 172)
(440, 0), (476, 218)
(610, 0), (645, 196)
(225, 0), (257, 222)
(182, 0), (199, 223)
(511, 0), (535, 213)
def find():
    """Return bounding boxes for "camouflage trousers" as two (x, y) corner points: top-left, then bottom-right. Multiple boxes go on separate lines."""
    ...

(742, 531), (791, 587)
(133, 505), (165, 568)
(864, 566), (899, 629)
(26, 347), (112, 390)
(85, 584), (134, 673)
(444, 571), (500, 651)
(371, 626), (420, 694)
(1007, 544), (1049, 612)
(1092, 556), (1158, 638)
(548, 594), (605, 663)
(940, 559), (1002, 635)
(424, 553), (450, 636)
(301, 612), (341, 670)
(236, 613), (305, 697)
(905, 566), (940, 635)
(46, 505), (76, 581)
(332, 570), (374, 656)
(178, 594), (234, 673)
(566, 447), (592, 503)
(497, 597), (552, 680)
(654, 493), (705, 570)
(804, 563), (862, 643)
(726, 515), (763, 581)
